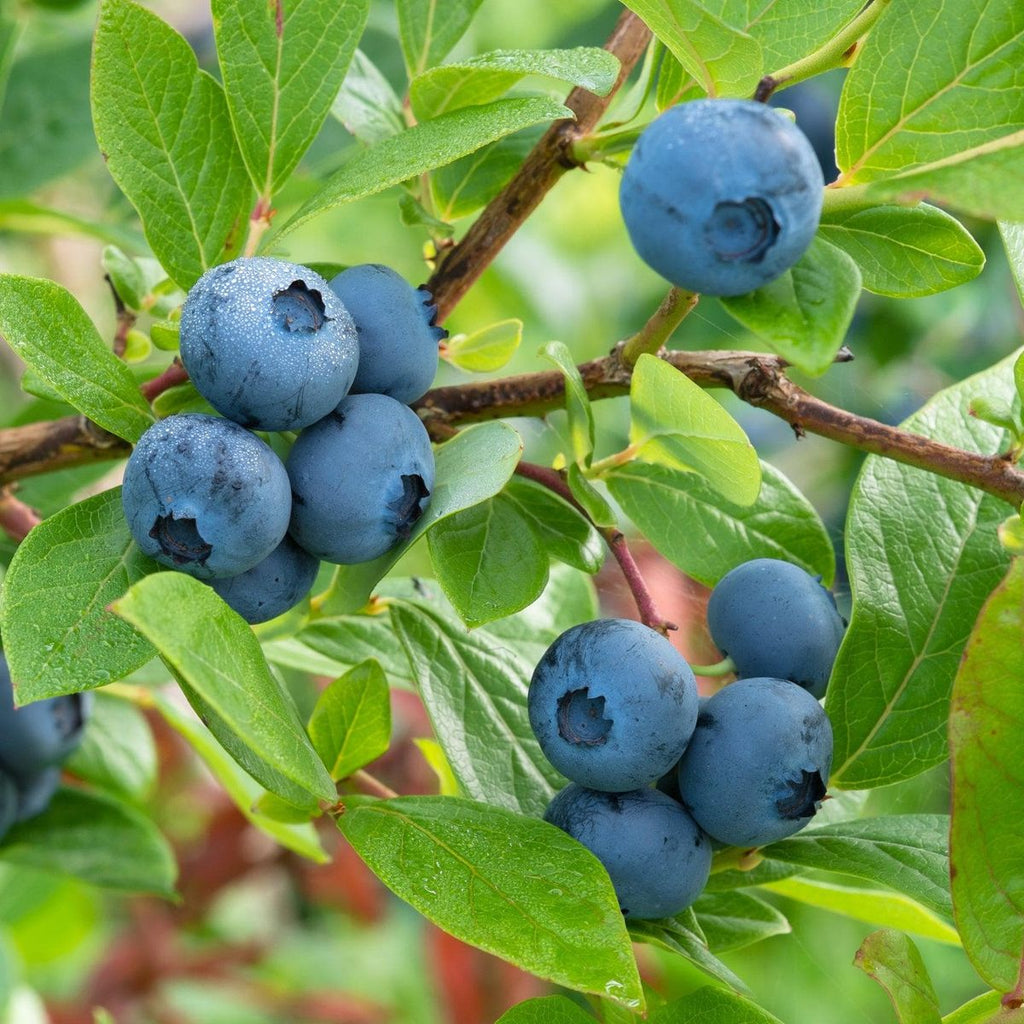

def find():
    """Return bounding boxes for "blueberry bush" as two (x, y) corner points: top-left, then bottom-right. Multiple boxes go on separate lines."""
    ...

(0, 0), (1022, 1020)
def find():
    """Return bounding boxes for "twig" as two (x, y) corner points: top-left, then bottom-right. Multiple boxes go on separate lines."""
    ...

(620, 287), (699, 367)
(426, 11), (652, 322)
(514, 460), (676, 633)
(2, 349), (1022, 510)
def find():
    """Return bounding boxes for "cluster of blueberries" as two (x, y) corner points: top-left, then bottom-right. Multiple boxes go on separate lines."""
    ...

(619, 98), (824, 296)
(122, 258), (445, 623)
(529, 558), (845, 920)
(0, 653), (91, 841)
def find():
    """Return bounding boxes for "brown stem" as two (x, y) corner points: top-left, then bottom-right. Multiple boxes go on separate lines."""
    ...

(426, 11), (652, 322)
(2, 350), (1023, 511)
(139, 359), (188, 401)
(514, 461), (675, 633)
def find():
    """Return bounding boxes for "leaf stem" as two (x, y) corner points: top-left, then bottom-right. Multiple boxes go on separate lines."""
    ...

(620, 287), (699, 367)
(346, 769), (398, 800)
(753, 0), (891, 102)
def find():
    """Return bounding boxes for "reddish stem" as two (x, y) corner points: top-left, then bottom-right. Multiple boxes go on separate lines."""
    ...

(140, 360), (189, 402)
(0, 485), (41, 542)
(514, 461), (675, 634)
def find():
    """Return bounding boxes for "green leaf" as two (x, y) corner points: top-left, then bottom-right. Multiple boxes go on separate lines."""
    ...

(270, 610), (417, 687)
(942, 991), (1019, 1024)
(540, 340), (595, 466)
(432, 129), (538, 221)
(827, 353), (1016, 789)
(650, 986), (785, 1024)
(410, 47), (620, 120)
(764, 875), (960, 946)
(503, 476), (603, 574)
(705, 0), (864, 69)
(496, 996), (595, 1024)
(0, 199), (145, 251)
(999, 222), (1024, 307)
(692, 890), (790, 953)
(617, 0), (762, 98)
(819, 203), (985, 298)
(319, 421), (523, 615)
(719, 237), (861, 376)
(331, 49), (405, 146)
(629, 915), (748, 993)
(0, 276), (153, 442)
(0, 489), (156, 702)
(627, 354), (761, 506)
(0, 788), (176, 896)
(854, 929), (942, 1024)
(396, 0), (484, 78)
(279, 97), (568, 238)
(764, 816), (953, 921)
(606, 459), (834, 587)
(307, 660), (391, 781)
(151, 690), (327, 862)
(566, 463), (617, 528)
(837, 1), (1024, 221)
(338, 796), (643, 1010)
(389, 601), (563, 817)
(111, 573), (336, 808)
(64, 692), (157, 801)
(950, 559), (1024, 991)
(92, 0), (252, 288)
(445, 318), (522, 372)
(212, 0), (368, 197)
(427, 493), (549, 627)
(483, 562), (599, 670)
(0, 37), (95, 199)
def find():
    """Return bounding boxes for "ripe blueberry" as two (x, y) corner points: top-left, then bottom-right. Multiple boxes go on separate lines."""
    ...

(329, 264), (445, 405)
(0, 653), (92, 783)
(286, 393), (435, 564)
(528, 619), (699, 792)
(707, 558), (845, 698)
(209, 535), (320, 624)
(122, 413), (292, 579)
(619, 99), (824, 296)
(544, 783), (711, 919)
(179, 257), (359, 431)
(676, 676), (832, 847)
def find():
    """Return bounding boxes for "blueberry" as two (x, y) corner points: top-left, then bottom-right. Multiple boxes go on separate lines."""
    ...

(676, 677), (832, 847)
(0, 653), (92, 783)
(619, 99), (824, 296)
(329, 264), (444, 405)
(528, 619), (699, 792)
(209, 535), (320, 624)
(286, 393), (434, 564)
(179, 257), (359, 431)
(122, 413), (292, 579)
(544, 783), (711, 919)
(707, 558), (845, 698)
